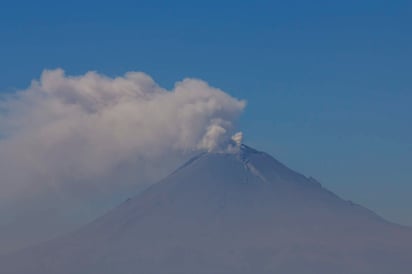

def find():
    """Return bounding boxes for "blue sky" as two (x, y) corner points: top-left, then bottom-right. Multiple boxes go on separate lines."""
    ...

(1, 0), (411, 225)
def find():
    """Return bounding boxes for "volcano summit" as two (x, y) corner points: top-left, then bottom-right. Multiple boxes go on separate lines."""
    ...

(1, 144), (411, 274)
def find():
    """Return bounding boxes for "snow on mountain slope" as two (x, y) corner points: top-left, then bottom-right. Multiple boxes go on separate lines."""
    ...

(1, 144), (412, 274)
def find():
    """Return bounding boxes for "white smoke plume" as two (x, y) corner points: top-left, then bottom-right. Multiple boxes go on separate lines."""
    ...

(231, 132), (243, 146)
(0, 69), (245, 253)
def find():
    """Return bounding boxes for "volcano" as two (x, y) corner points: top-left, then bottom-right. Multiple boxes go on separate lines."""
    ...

(1, 144), (412, 273)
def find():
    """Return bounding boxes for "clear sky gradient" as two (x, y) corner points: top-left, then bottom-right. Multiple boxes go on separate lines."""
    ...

(1, 0), (411, 225)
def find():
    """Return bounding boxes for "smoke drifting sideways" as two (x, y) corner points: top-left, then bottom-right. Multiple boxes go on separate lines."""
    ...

(0, 69), (245, 253)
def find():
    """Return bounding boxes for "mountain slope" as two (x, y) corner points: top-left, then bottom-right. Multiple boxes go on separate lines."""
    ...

(1, 145), (412, 274)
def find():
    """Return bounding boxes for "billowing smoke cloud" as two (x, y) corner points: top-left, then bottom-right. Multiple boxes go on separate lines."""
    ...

(0, 69), (245, 253)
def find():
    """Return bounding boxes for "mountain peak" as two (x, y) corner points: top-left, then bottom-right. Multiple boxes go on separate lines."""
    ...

(238, 143), (260, 157)
(199, 143), (303, 185)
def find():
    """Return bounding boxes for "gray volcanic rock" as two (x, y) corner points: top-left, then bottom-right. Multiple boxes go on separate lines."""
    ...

(1, 145), (412, 274)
